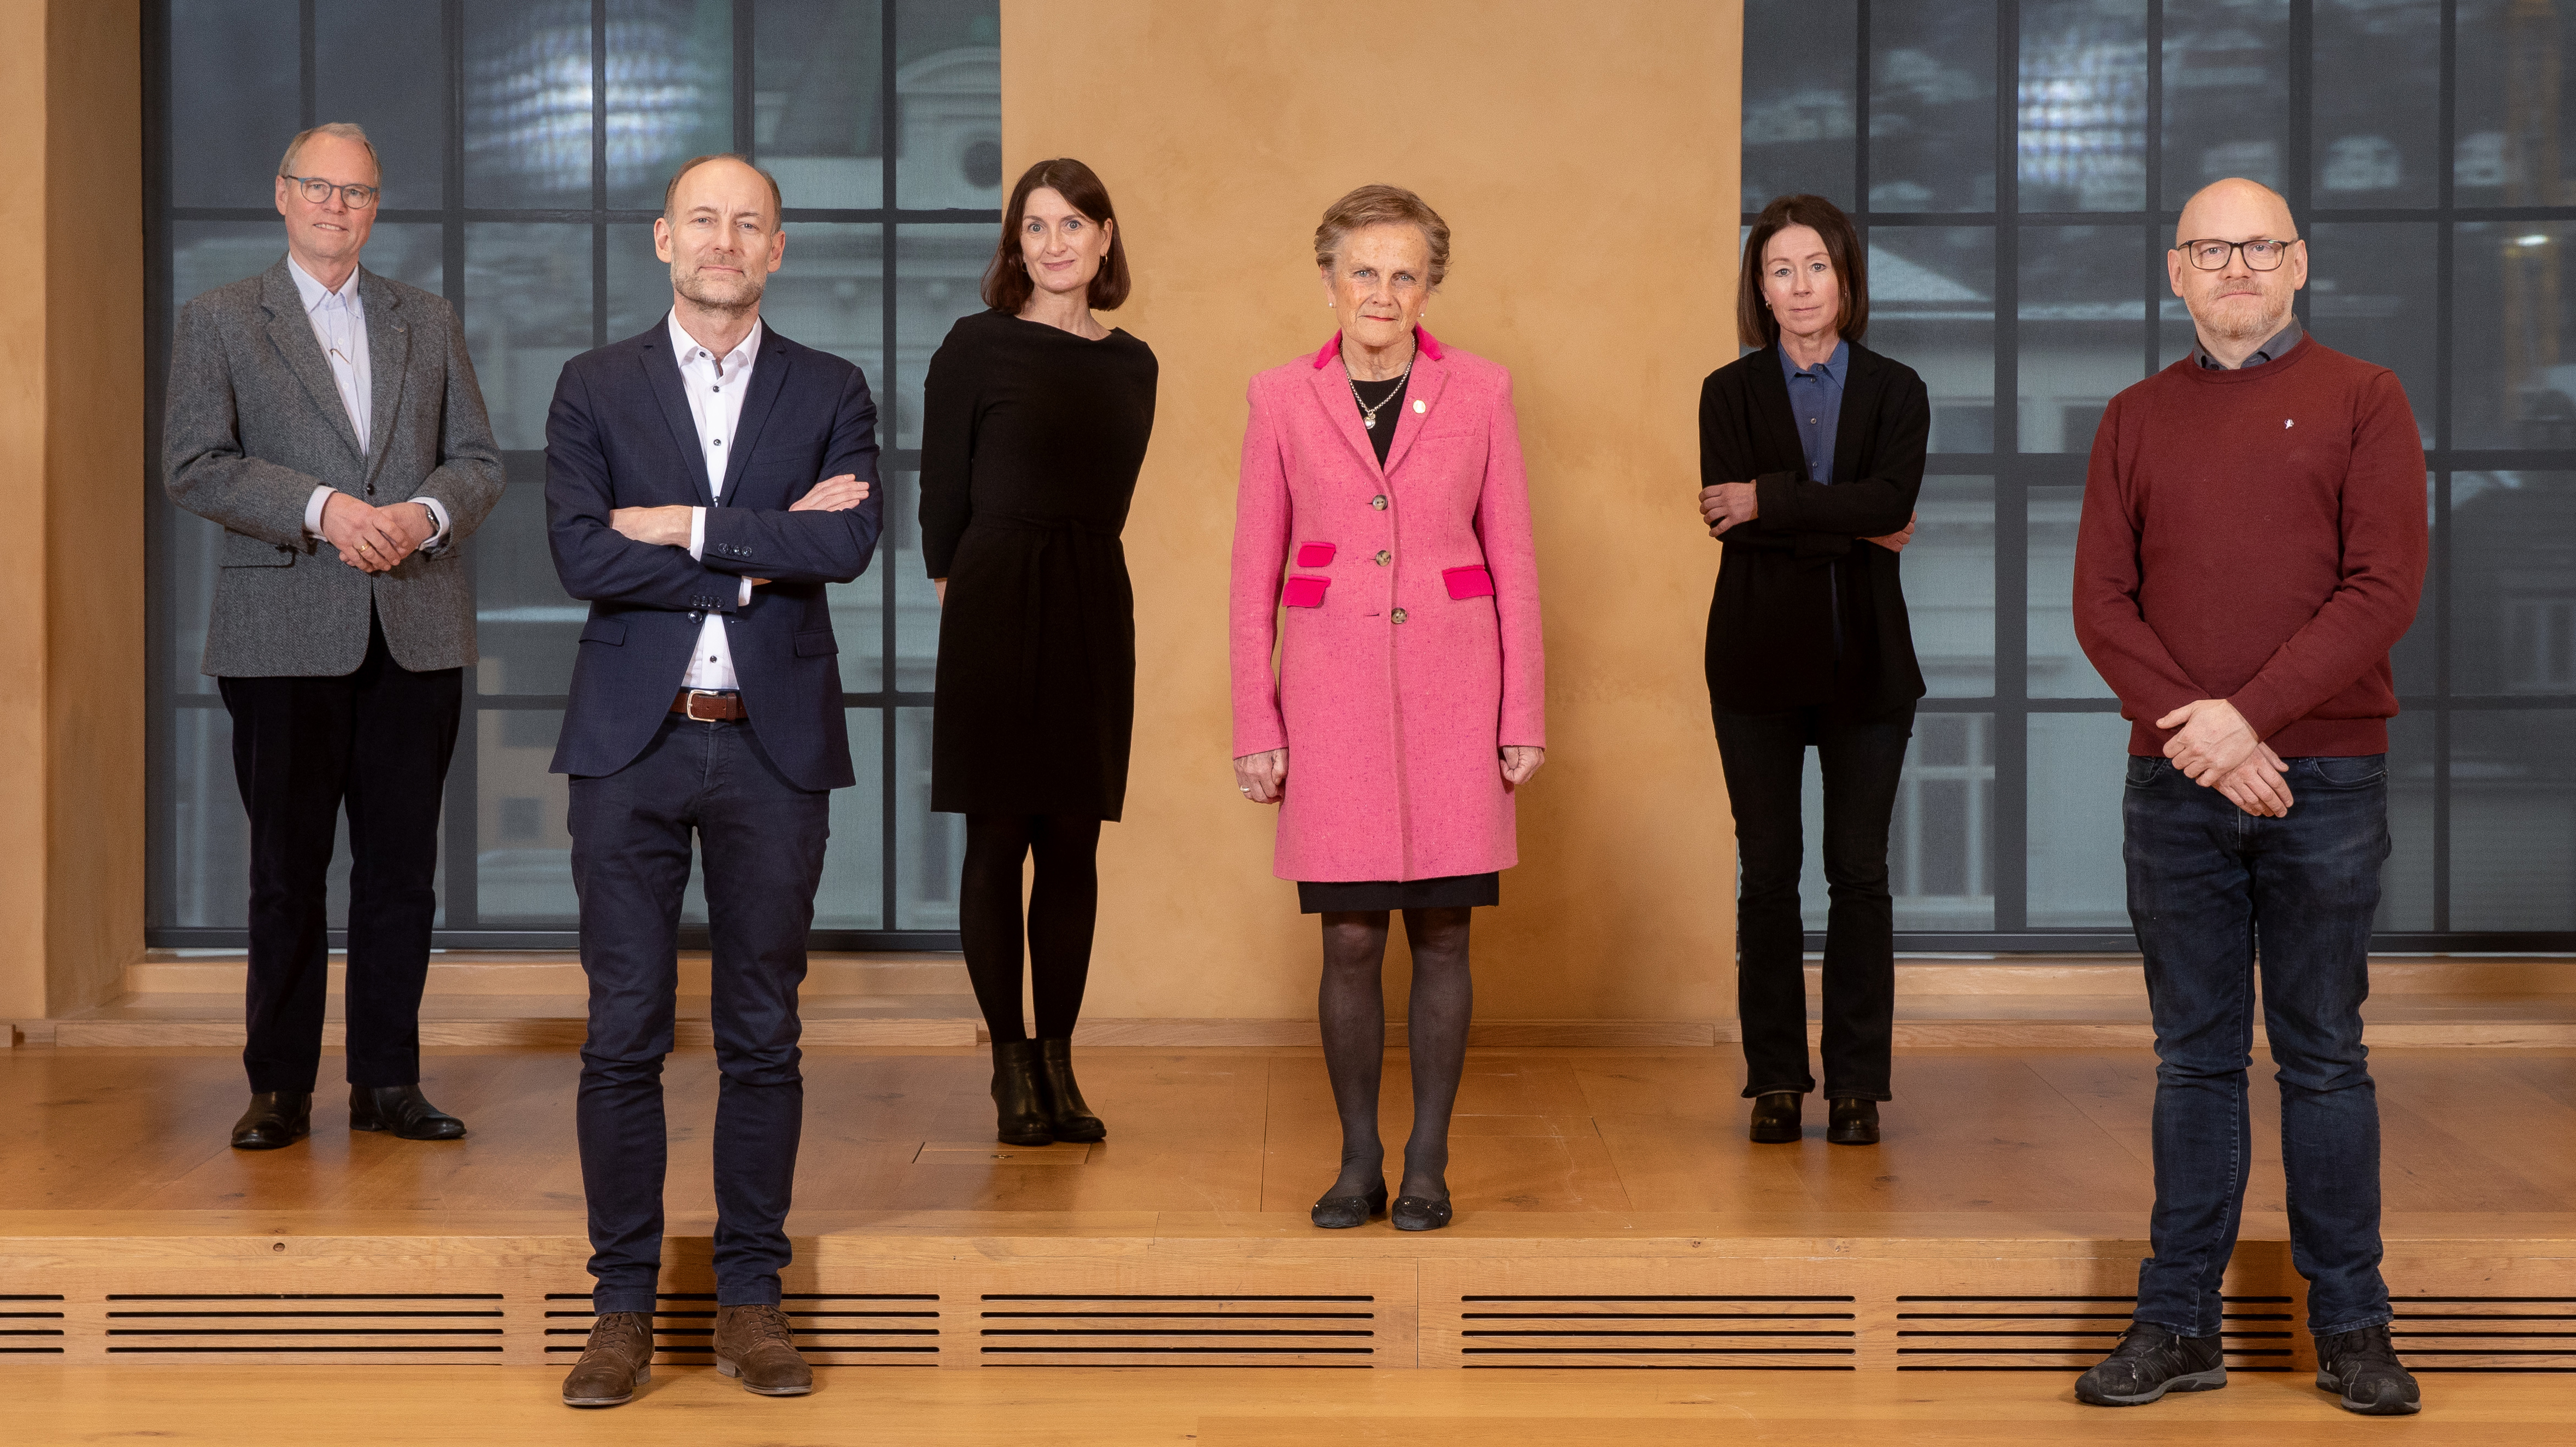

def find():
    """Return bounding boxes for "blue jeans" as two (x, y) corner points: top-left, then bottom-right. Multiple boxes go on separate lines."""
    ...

(2123, 753), (2392, 1338)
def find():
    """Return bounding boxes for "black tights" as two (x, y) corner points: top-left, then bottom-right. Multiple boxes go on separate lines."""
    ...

(959, 813), (1102, 1042)
(1318, 907), (1474, 1203)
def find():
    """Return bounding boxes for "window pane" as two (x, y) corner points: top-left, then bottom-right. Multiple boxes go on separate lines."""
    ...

(2452, 472), (2576, 695)
(2029, 483), (2115, 697)
(2018, 0), (2147, 213)
(2027, 711), (2133, 927)
(605, 0), (734, 208)
(817, 710), (887, 928)
(1913, 477), (1996, 696)
(465, 0), (596, 206)
(171, 0), (297, 209)
(353, 222), (447, 296)
(2454, 0), (2576, 206)
(2451, 710), (2576, 932)
(2379, 708), (2436, 933)
(605, 221), (671, 343)
(1741, 0), (1857, 212)
(894, 706), (962, 929)
(316, 1), (447, 209)
(2390, 471), (2438, 698)
(755, 0), (887, 209)
(157, 705), (249, 927)
(2313, 0), (2439, 208)
(2452, 224), (2576, 450)
(2307, 222), (2437, 448)
(473, 452), (583, 696)
(1869, 0), (1997, 212)
(2020, 226), (2149, 452)
(1869, 227), (1995, 450)
(477, 709), (573, 924)
(895, 0), (1002, 209)
(887, 472), (936, 692)
(2161, 0), (2290, 210)
(1794, 711), (1996, 932)
(463, 223), (596, 450)
(756, 222), (888, 412)
(894, 222), (996, 448)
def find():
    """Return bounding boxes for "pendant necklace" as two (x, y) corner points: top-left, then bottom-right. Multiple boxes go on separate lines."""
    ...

(1343, 348), (1415, 431)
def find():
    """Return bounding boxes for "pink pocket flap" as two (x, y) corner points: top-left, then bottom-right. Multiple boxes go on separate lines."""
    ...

(1295, 541), (1336, 567)
(1442, 565), (1495, 600)
(1282, 575), (1331, 608)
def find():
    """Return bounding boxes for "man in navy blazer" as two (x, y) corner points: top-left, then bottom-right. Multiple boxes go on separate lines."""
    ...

(545, 153), (880, 1409)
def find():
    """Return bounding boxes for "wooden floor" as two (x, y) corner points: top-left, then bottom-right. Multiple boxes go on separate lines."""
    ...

(8, 1363), (2568, 1444)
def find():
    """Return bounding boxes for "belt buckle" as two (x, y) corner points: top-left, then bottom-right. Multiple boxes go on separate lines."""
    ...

(684, 689), (730, 722)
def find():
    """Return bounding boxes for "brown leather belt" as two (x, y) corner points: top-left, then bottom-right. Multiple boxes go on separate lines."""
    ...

(670, 689), (749, 722)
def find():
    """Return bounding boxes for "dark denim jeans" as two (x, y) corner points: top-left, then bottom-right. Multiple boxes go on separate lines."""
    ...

(2124, 752), (2392, 1338)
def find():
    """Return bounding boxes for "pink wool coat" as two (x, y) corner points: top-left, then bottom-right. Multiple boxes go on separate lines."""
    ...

(1229, 328), (1546, 882)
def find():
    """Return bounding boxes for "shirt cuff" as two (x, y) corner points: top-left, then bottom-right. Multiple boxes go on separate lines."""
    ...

(302, 485), (335, 537)
(738, 577), (754, 606)
(413, 496), (453, 552)
(688, 507), (707, 561)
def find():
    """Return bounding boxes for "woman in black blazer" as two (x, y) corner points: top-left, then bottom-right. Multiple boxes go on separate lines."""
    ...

(1697, 194), (1928, 1147)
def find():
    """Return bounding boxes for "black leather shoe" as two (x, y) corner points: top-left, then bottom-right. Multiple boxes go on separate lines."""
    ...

(1827, 1097), (1881, 1145)
(2315, 1323), (2421, 1415)
(349, 1084), (466, 1140)
(1034, 1038), (1106, 1142)
(229, 1091), (312, 1150)
(1310, 1179), (1387, 1229)
(2075, 1323), (2227, 1406)
(990, 1041), (1053, 1146)
(1390, 1195), (1453, 1232)
(1748, 1091), (1803, 1144)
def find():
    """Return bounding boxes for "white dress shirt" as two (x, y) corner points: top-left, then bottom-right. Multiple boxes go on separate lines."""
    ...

(670, 309), (762, 692)
(286, 256), (450, 549)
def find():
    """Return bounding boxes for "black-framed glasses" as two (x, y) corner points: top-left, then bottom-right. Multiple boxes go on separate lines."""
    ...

(280, 173), (380, 209)
(2177, 237), (2294, 271)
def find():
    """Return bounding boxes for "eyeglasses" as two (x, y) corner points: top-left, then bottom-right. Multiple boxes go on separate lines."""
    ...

(2176, 237), (2293, 271)
(280, 174), (380, 209)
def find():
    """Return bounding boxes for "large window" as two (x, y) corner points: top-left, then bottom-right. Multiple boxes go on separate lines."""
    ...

(145, 1), (1001, 949)
(1745, 0), (2576, 951)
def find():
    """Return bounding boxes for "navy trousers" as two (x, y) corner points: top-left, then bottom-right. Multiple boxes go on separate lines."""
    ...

(571, 713), (830, 1315)
(2124, 753), (2393, 1338)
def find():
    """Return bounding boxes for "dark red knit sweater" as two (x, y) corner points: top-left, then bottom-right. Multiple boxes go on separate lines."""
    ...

(2073, 335), (2427, 757)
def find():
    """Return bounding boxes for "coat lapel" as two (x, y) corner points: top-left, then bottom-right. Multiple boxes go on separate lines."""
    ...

(1306, 345), (1384, 478)
(1827, 344), (1886, 485)
(717, 329), (794, 503)
(638, 325), (717, 508)
(1378, 341), (1448, 479)
(1746, 344), (1804, 476)
(357, 268), (410, 489)
(259, 260), (365, 461)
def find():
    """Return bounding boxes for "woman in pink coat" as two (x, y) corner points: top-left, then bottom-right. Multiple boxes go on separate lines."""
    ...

(1229, 185), (1546, 1234)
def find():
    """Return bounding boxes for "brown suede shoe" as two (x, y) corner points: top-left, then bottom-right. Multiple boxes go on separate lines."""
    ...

(560, 1310), (653, 1408)
(713, 1303), (812, 1395)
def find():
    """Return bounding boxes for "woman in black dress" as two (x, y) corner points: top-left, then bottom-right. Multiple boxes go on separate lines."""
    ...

(922, 159), (1156, 1146)
(1698, 195), (1927, 1147)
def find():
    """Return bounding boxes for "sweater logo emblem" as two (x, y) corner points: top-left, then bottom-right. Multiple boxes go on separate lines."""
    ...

(2285, 418), (2295, 429)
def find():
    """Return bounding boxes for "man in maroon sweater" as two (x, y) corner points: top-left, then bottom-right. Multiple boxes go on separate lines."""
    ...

(2070, 179), (2427, 1416)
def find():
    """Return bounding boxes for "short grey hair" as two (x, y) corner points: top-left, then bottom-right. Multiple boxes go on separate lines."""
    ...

(278, 122), (380, 180)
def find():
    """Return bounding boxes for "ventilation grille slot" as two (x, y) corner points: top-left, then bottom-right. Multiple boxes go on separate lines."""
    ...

(1895, 1295), (2294, 1371)
(1, 1294), (64, 1355)
(978, 1294), (1378, 1367)
(544, 1293), (938, 1366)
(1456, 1295), (1857, 1369)
(2393, 1297), (2576, 1372)
(103, 1293), (504, 1356)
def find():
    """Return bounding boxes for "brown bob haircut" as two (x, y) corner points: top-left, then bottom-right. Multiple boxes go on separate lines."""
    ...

(1738, 194), (1869, 349)
(983, 157), (1131, 312)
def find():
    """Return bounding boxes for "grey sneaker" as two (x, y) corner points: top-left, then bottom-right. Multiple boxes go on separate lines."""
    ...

(2074, 1323), (2228, 1406)
(2316, 1323), (2422, 1415)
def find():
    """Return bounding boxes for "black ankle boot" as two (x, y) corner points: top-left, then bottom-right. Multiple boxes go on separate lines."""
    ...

(1827, 1098), (1880, 1145)
(1748, 1091), (1803, 1143)
(990, 1041), (1053, 1146)
(1034, 1038), (1106, 1142)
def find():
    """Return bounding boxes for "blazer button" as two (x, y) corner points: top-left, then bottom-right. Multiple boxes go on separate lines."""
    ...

(1390, 608), (1409, 624)
(1374, 550), (1390, 566)
(1370, 495), (1388, 510)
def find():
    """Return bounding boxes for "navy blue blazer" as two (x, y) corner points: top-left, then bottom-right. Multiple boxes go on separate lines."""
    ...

(544, 320), (882, 790)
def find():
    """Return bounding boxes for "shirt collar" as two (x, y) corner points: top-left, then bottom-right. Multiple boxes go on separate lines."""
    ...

(2194, 313), (2303, 370)
(1780, 338), (1849, 383)
(287, 255), (362, 315)
(667, 309), (762, 373)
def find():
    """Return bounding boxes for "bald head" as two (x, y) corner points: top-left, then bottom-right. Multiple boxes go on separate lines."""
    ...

(2167, 177), (2307, 367)
(2175, 178), (2297, 248)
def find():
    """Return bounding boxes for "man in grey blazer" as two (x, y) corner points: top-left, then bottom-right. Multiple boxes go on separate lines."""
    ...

(163, 122), (504, 1150)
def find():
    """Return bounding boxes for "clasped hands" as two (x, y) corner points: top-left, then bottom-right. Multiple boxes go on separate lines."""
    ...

(1232, 745), (1545, 804)
(2158, 698), (2295, 818)
(607, 473), (872, 589)
(1698, 482), (1915, 552)
(320, 492), (437, 573)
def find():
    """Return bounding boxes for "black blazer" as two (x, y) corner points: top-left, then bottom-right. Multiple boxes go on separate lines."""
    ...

(545, 322), (882, 789)
(1698, 339), (1929, 717)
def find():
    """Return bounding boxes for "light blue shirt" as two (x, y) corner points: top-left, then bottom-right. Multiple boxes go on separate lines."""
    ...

(287, 256), (449, 549)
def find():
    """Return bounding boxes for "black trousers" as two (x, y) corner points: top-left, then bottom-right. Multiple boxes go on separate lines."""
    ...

(219, 611), (462, 1094)
(570, 713), (830, 1314)
(1712, 700), (1914, 1101)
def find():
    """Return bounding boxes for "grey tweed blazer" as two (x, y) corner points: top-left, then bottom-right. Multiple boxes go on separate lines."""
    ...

(165, 256), (504, 677)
